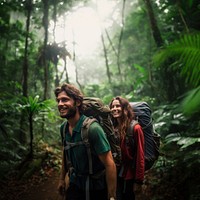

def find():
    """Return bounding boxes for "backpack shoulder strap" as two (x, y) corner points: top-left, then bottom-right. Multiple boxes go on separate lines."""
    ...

(62, 121), (85, 149)
(62, 121), (68, 144)
(81, 117), (99, 200)
(81, 117), (98, 175)
(61, 121), (74, 173)
(64, 118), (95, 151)
(127, 120), (139, 136)
(82, 117), (98, 140)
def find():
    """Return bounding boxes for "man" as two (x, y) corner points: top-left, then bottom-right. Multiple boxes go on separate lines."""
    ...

(55, 83), (116, 200)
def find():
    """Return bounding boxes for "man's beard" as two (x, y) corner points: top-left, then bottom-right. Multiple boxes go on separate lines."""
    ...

(65, 105), (77, 119)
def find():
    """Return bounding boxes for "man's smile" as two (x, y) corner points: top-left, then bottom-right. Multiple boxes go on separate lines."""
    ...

(59, 106), (68, 113)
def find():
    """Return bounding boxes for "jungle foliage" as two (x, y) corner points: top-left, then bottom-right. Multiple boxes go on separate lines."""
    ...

(0, 0), (199, 199)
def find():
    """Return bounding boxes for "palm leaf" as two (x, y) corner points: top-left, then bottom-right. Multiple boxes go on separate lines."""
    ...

(154, 33), (200, 87)
(181, 86), (200, 115)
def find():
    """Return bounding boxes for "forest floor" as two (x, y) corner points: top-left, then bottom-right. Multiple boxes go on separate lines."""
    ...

(0, 168), (63, 200)
(0, 146), (64, 200)
(0, 147), (155, 200)
(0, 167), (152, 200)
(0, 147), (196, 200)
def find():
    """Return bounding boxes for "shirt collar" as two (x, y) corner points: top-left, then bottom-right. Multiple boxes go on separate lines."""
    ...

(72, 115), (86, 133)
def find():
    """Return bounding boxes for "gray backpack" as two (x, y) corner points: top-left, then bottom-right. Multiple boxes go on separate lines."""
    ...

(128, 102), (160, 170)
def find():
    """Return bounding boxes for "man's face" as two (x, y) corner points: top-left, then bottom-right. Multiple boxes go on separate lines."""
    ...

(110, 99), (122, 118)
(56, 91), (77, 119)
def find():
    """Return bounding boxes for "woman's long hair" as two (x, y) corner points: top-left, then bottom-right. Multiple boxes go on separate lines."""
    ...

(109, 96), (134, 139)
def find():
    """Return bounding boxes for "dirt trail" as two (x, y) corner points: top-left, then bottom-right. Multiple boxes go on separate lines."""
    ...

(0, 170), (63, 200)
(20, 171), (63, 200)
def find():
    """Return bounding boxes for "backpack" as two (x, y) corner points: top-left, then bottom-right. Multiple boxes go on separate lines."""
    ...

(61, 97), (122, 169)
(83, 97), (121, 167)
(128, 102), (160, 171)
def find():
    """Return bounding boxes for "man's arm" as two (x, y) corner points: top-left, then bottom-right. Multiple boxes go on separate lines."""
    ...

(98, 151), (117, 199)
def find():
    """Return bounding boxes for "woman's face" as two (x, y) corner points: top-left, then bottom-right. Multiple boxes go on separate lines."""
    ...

(110, 99), (122, 118)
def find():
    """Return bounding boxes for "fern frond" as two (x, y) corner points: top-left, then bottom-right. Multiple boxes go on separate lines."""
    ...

(154, 34), (200, 87)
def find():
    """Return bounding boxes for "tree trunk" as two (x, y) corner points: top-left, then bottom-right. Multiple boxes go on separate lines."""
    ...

(176, 0), (189, 33)
(19, 0), (32, 144)
(101, 33), (111, 84)
(29, 114), (33, 159)
(116, 0), (126, 83)
(72, 31), (82, 90)
(64, 58), (69, 83)
(22, 0), (32, 97)
(55, 62), (60, 87)
(143, 0), (164, 48)
(42, 0), (49, 100)
(143, 0), (180, 102)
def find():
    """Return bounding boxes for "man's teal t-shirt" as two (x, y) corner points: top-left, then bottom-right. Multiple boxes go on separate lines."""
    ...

(61, 115), (111, 190)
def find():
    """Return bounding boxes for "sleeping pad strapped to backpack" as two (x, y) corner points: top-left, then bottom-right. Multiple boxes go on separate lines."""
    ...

(128, 102), (160, 171)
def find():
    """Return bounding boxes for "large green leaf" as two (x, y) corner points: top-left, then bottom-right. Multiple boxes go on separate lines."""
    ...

(181, 86), (200, 115)
(154, 33), (200, 87)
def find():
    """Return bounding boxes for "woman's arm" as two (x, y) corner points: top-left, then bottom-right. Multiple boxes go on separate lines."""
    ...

(134, 124), (145, 183)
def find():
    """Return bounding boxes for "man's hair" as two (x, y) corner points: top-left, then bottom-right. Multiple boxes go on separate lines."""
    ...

(54, 83), (84, 111)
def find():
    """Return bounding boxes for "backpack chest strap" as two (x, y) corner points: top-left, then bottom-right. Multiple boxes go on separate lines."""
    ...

(64, 141), (85, 150)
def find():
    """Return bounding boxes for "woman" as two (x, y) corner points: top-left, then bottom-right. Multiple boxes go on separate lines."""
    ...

(109, 96), (145, 200)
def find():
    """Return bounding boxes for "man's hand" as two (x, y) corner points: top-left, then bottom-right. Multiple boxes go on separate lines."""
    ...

(57, 179), (65, 196)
